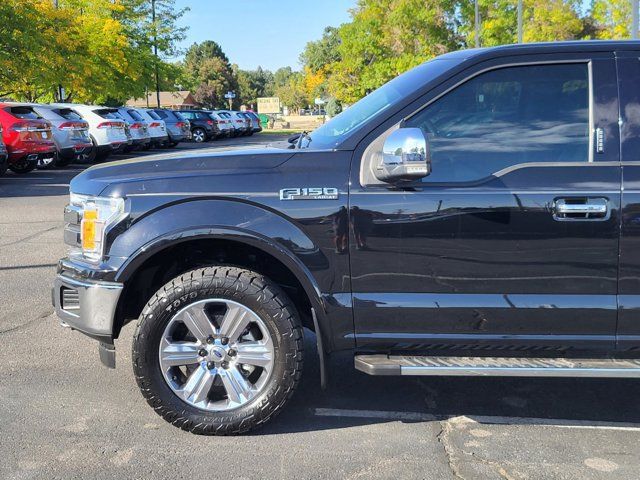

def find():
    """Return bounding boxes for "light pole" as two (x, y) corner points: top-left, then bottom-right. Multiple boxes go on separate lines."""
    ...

(474, 0), (480, 48)
(152, 0), (160, 108)
(517, 0), (523, 43)
(633, 0), (639, 40)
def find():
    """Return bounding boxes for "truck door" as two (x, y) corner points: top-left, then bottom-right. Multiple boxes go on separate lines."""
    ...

(349, 52), (621, 352)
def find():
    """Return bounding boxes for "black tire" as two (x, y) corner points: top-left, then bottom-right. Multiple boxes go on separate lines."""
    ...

(8, 157), (37, 174)
(55, 155), (73, 167)
(132, 266), (304, 435)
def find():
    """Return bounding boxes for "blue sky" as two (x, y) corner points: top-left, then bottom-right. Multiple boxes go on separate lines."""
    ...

(173, 0), (357, 71)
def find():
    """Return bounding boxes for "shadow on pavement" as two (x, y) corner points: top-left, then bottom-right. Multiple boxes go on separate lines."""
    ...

(256, 333), (640, 435)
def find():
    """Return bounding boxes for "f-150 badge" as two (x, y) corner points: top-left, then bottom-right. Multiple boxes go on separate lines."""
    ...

(279, 187), (339, 201)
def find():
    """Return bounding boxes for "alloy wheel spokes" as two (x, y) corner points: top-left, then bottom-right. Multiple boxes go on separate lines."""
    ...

(219, 366), (254, 406)
(159, 339), (201, 369)
(219, 304), (252, 343)
(178, 303), (216, 343)
(181, 364), (216, 405)
(235, 341), (272, 369)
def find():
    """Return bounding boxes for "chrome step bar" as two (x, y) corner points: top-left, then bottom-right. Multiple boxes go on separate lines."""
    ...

(354, 355), (640, 378)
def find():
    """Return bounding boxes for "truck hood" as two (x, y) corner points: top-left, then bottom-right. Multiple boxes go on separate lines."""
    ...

(70, 147), (295, 196)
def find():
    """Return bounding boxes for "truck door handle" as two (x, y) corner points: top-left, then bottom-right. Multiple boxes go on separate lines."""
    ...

(553, 198), (609, 221)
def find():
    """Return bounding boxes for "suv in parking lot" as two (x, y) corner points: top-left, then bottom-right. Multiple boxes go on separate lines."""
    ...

(51, 104), (129, 162)
(152, 109), (190, 146)
(54, 41), (640, 436)
(32, 105), (93, 167)
(178, 109), (220, 142)
(0, 103), (56, 173)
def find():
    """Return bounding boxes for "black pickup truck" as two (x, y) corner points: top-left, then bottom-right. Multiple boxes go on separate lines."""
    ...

(54, 41), (640, 435)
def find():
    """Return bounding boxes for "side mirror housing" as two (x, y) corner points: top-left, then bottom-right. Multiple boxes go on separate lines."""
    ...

(375, 127), (431, 183)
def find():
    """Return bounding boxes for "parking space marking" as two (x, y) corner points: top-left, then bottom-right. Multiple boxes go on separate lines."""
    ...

(313, 408), (640, 431)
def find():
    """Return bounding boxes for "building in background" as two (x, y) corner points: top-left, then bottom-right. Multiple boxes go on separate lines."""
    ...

(126, 91), (200, 109)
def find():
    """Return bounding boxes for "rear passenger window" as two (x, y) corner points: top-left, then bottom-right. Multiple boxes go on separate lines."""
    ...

(8, 107), (41, 119)
(406, 63), (590, 183)
(53, 109), (83, 121)
(127, 110), (145, 121)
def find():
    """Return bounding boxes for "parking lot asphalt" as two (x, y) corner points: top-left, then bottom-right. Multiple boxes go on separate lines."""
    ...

(2, 134), (640, 479)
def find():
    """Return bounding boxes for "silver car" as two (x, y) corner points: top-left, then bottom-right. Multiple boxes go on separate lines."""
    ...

(31, 104), (93, 166)
(115, 108), (151, 150)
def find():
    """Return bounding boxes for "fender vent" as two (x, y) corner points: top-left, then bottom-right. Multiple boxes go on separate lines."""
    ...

(61, 287), (80, 311)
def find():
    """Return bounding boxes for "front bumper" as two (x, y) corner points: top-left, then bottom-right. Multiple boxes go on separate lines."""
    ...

(52, 272), (123, 340)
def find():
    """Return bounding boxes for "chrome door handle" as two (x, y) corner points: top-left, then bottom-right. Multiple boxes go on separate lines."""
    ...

(553, 198), (609, 221)
(555, 203), (607, 215)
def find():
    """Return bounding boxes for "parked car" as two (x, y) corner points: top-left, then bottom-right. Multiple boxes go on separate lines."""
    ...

(212, 111), (237, 136)
(31, 105), (93, 167)
(51, 104), (128, 162)
(151, 109), (190, 147)
(209, 111), (233, 137)
(54, 41), (640, 436)
(114, 108), (151, 151)
(0, 103), (56, 173)
(217, 110), (249, 136)
(244, 111), (263, 134)
(237, 112), (253, 136)
(177, 109), (220, 142)
(136, 109), (169, 148)
(0, 125), (8, 176)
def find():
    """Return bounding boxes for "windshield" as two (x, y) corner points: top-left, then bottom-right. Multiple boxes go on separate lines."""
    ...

(306, 58), (457, 149)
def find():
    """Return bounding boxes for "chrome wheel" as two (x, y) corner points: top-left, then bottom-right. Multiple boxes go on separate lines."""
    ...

(159, 299), (274, 412)
(192, 128), (206, 143)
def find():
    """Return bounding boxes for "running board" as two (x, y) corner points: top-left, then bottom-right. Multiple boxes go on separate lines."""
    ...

(354, 355), (640, 378)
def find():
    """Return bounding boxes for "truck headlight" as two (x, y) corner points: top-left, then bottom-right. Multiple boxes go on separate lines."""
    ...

(70, 193), (126, 262)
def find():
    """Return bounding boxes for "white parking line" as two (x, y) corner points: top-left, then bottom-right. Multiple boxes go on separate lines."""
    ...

(313, 408), (640, 432)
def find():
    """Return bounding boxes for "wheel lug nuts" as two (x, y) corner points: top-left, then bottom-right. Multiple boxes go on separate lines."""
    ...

(206, 336), (214, 344)
(198, 349), (207, 357)
(221, 361), (229, 369)
(228, 349), (236, 357)
(221, 337), (229, 345)
(207, 361), (216, 370)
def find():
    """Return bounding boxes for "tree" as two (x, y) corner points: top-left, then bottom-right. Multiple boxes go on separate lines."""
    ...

(274, 72), (308, 112)
(591, 0), (632, 39)
(184, 41), (238, 108)
(328, 0), (459, 103)
(459, 0), (583, 46)
(235, 66), (274, 107)
(299, 26), (342, 73)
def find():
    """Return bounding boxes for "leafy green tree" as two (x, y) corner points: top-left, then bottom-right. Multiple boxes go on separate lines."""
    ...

(591, 0), (632, 39)
(235, 66), (274, 107)
(184, 41), (238, 108)
(274, 72), (308, 112)
(300, 26), (342, 73)
(329, 0), (459, 103)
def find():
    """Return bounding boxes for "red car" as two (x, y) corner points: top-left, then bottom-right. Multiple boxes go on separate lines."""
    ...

(0, 124), (7, 176)
(0, 103), (56, 174)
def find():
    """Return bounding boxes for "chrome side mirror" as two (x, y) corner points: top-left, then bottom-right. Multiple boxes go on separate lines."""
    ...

(375, 127), (431, 183)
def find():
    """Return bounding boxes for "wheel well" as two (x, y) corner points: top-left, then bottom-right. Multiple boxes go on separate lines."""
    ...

(113, 238), (314, 338)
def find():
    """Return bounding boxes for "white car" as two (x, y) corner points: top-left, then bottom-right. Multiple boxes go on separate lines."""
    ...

(50, 104), (128, 161)
(209, 111), (233, 137)
(136, 109), (169, 147)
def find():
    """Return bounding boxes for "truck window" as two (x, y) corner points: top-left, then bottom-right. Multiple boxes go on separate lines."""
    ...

(405, 63), (590, 183)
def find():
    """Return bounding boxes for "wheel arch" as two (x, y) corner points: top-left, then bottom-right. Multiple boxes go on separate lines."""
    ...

(113, 227), (333, 352)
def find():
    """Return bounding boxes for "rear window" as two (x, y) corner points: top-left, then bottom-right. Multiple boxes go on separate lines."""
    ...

(195, 112), (211, 120)
(52, 108), (83, 121)
(6, 106), (41, 119)
(94, 108), (120, 120)
(127, 110), (145, 122)
(173, 111), (186, 121)
(146, 110), (161, 120)
(153, 110), (169, 120)
(245, 112), (258, 120)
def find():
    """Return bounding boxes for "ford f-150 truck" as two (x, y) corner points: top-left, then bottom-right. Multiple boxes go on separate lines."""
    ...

(54, 41), (640, 435)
